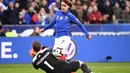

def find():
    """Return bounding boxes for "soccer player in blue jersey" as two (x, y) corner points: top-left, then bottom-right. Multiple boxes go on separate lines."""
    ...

(39, 0), (92, 59)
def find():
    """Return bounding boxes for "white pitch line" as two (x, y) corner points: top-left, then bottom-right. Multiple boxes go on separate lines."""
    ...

(91, 66), (130, 68)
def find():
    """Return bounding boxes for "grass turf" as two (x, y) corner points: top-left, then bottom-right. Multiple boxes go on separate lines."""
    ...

(0, 62), (130, 73)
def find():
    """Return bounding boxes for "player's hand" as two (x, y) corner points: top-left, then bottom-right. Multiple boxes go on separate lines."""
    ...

(38, 29), (44, 33)
(87, 35), (92, 40)
(29, 48), (35, 57)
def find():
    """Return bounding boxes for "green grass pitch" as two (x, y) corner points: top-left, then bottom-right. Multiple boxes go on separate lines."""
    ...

(0, 62), (130, 73)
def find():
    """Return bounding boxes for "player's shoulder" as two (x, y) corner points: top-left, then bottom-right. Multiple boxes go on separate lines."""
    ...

(57, 10), (62, 13)
(67, 11), (72, 14)
(66, 11), (74, 16)
(55, 10), (62, 14)
(56, 10), (73, 15)
(32, 48), (49, 62)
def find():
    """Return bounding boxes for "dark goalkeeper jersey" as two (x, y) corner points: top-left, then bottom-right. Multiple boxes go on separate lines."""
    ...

(32, 47), (65, 73)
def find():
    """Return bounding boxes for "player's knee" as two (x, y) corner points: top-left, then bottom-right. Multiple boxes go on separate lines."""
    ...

(80, 63), (92, 73)
(81, 63), (88, 72)
(81, 63), (87, 69)
(78, 60), (84, 67)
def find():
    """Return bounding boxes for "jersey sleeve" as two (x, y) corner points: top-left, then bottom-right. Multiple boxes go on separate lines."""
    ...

(43, 12), (57, 30)
(42, 46), (52, 52)
(66, 12), (89, 36)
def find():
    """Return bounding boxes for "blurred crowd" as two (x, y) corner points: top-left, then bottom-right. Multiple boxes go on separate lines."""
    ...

(0, 0), (130, 25)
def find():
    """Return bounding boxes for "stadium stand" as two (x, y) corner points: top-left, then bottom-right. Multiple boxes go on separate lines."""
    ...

(0, 0), (130, 25)
(0, 0), (130, 37)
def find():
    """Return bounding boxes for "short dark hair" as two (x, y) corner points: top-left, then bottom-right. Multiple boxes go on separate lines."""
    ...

(62, 0), (72, 7)
(32, 41), (41, 52)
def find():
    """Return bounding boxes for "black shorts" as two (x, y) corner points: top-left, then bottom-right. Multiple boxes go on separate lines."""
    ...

(55, 60), (80, 73)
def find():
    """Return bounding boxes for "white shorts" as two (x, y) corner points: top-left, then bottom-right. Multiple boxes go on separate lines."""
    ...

(53, 36), (71, 55)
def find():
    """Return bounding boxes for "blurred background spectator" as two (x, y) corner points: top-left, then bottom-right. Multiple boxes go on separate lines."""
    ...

(88, 5), (103, 24)
(49, 2), (59, 14)
(82, 4), (89, 24)
(103, 0), (114, 23)
(121, 6), (130, 23)
(25, 6), (36, 24)
(0, 24), (5, 36)
(75, 0), (84, 23)
(45, 9), (55, 24)
(112, 2), (122, 23)
(5, 1), (19, 24)
(39, 0), (49, 13)
(5, 28), (18, 37)
(38, 7), (48, 25)
(4, 0), (16, 6)
(30, 26), (40, 36)
(0, 5), (6, 24)
(0, 0), (8, 10)
(18, 8), (26, 24)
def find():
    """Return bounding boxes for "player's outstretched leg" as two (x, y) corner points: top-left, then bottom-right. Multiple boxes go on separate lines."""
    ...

(81, 63), (93, 73)
(78, 60), (93, 73)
